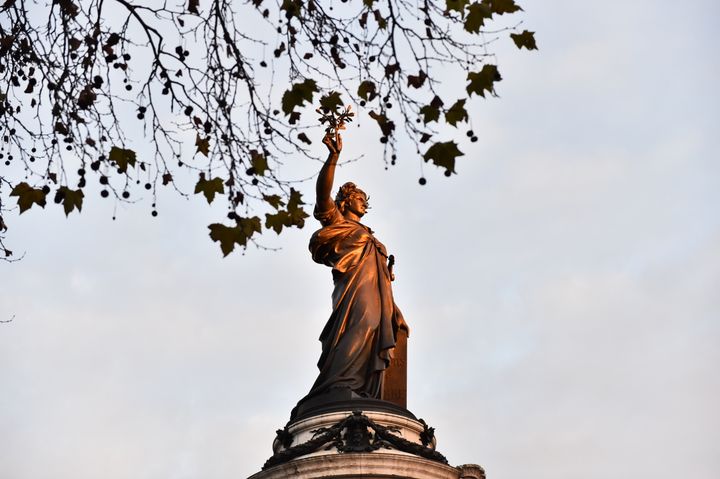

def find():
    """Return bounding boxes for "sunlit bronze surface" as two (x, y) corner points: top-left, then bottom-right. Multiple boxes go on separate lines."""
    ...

(293, 133), (408, 416)
(381, 328), (408, 408)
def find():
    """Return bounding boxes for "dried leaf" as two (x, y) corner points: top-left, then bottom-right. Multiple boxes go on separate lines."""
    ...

(445, 99), (468, 126)
(423, 141), (463, 174)
(108, 146), (137, 172)
(484, 0), (522, 15)
(250, 150), (269, 176)
(56, 186), (84, 216)
(510, 30), (538, 50)
(195, 134), (210, 156)
(281, 79), (318, 115)
(10, 182), (47, 214)
(264, 188), (308, 234)
(420, 105), (440, 124)
(208, 216), (262, 256)
(194, 175), (224, 203)
(319, 91), (343, 112)
(358, 80), (377, 101)
(466, 64), (502, 97)
(465, 2), (492, 33)
(407, 70), (427, 89)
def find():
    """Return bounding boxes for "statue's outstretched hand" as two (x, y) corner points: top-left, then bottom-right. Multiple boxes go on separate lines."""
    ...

(323, 133), (342, 156)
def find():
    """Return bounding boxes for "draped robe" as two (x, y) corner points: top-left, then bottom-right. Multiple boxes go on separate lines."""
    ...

(302, 201), (405, 401)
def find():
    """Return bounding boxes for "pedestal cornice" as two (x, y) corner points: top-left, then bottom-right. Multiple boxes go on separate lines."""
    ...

(248, 409), (486, 479)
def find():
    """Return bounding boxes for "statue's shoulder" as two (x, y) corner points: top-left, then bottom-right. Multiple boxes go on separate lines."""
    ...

(313, 201), (343, 226)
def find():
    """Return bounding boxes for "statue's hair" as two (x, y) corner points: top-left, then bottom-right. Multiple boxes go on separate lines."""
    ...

(335, 182), (366, 213)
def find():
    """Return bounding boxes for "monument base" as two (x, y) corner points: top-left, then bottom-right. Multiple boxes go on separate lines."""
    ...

(248, 409), (486, 479)
(249, 453), (485, 479)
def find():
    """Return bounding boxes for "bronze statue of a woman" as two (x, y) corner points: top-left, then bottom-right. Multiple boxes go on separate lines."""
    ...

(292, 132), (408, 418)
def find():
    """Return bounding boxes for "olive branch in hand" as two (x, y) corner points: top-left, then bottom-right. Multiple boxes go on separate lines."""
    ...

(317, 104), (355, 135)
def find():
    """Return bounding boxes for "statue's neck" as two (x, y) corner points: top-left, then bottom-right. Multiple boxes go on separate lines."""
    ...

(342, 211), (363, 223)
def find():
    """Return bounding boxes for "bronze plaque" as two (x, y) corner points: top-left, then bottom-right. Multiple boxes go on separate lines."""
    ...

(381, 328), (407, 408)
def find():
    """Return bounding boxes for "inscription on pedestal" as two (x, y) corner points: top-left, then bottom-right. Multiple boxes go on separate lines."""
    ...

(381, 328), (408, 408)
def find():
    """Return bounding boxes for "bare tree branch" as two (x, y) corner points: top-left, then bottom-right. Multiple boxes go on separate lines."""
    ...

(0, 0), (534, 256)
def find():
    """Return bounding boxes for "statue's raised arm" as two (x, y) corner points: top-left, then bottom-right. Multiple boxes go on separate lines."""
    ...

(316, 133), (343, 212)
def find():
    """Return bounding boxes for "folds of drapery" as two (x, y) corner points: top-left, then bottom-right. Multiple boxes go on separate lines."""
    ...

(300, 203), (405, 400)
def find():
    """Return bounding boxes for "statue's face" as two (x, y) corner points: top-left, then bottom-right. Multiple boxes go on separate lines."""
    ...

(346, 191), (369, 218)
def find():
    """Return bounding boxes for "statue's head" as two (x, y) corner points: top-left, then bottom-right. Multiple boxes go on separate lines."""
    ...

(335, 182), (369, 218)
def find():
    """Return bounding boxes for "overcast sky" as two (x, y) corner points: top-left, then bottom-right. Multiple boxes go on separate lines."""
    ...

(1, 1), (719, 478)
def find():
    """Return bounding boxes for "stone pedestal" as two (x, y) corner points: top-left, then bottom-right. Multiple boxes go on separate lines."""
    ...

(249, 454), (485, 479)
(248, 409), (485, 479)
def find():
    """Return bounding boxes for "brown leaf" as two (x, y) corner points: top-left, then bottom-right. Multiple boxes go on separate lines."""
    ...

(250, 150), (269, 176)
(423, 141), (463, 174)
(10, 182), (47, 214)
(407, 70), (427, 89)
(195, 134), (210, 156)
(358, 80), (377, 101)
(385, 63), (400, 78)
(510, 30), (538, 50)
(68, 37), (81, 51)
(194, 176), (224, 203)
(369, 111), (395, 137)
(57, 186), (84, 216)
(109, 146), (137, 172)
